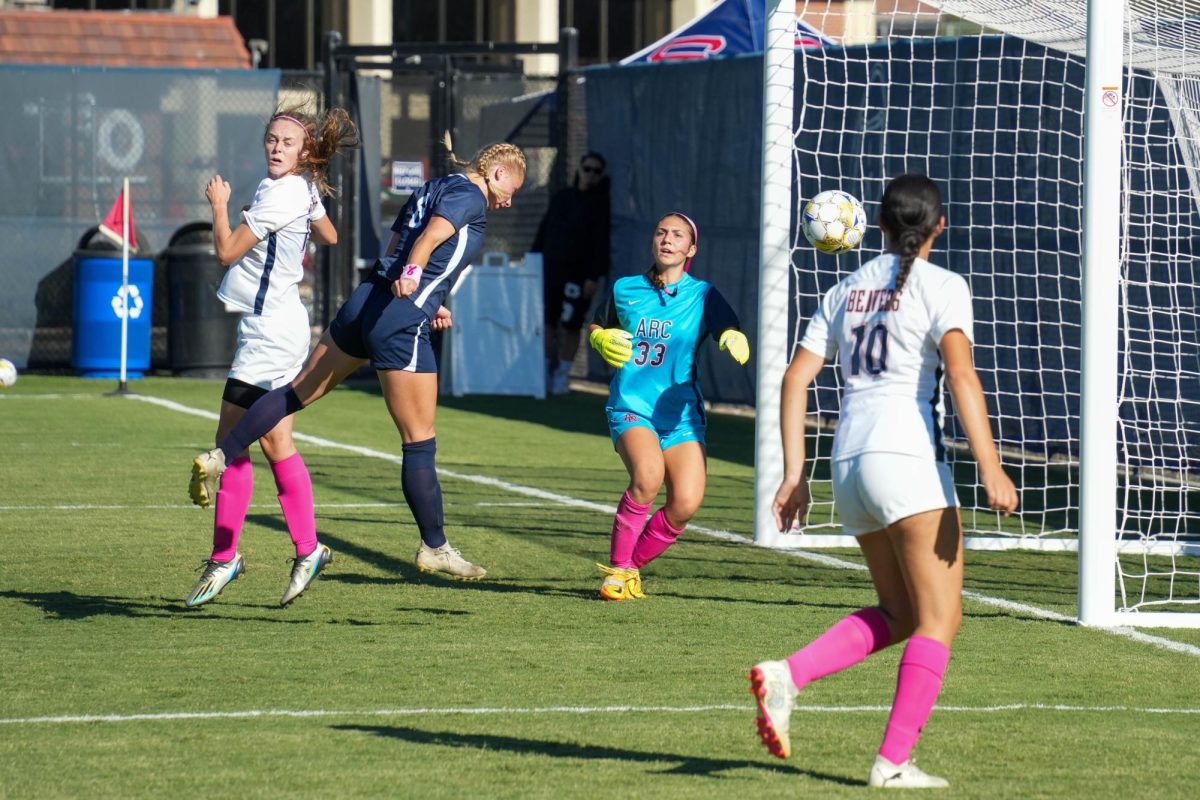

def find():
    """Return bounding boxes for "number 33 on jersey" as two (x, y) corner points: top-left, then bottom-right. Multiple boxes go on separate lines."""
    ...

(592, 271), (743, 425)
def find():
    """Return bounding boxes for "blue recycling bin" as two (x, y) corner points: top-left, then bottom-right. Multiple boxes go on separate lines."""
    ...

(72, 227), (154, 378)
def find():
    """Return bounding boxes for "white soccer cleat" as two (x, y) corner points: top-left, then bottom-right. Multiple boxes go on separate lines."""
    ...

(748, 659), (798, 759)
(415, 542), (487, 580)
(280, 543), (333, 606)
(185, 554), (245, 607)
(867, 755), (949, 789)
(190, 448), (227, 508)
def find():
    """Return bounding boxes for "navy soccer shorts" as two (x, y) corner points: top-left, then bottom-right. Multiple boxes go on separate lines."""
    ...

(329, 278), (438, 372)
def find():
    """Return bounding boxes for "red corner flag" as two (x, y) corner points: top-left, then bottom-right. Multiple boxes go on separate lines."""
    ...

(99, 187), (138, 253)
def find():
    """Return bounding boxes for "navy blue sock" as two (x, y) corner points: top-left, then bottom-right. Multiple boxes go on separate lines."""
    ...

(401, 437), (447, 549)
(218, 386), (305, 463)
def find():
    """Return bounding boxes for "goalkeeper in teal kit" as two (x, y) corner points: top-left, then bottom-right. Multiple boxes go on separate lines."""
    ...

(588, 212), (750, 601)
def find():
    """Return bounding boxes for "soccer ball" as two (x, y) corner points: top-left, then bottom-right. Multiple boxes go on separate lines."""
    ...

(0, 358), (16, 389)
(802, 190), (868, 255)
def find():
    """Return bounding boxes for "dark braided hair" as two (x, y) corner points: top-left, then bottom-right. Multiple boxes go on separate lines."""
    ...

(879, 174), (944, 295)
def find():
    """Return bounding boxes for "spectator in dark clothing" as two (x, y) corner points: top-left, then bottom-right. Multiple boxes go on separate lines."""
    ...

(532, 152), (611, 394)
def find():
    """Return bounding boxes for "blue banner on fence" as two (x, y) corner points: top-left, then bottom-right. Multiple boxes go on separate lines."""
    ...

(620, 0), (832, 65)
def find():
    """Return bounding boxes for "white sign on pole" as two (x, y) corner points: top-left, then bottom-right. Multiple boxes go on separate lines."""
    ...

(391, 161), (425, 194)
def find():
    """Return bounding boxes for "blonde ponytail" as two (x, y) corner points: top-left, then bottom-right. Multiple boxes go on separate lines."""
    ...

(443, 133), (526, 178)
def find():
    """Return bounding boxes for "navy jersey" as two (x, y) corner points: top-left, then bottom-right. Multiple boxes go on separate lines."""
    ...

(375, 173), (488, 318)
(593, 272), (740, 429)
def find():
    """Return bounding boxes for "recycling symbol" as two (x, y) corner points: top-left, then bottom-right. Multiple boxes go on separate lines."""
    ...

(111, 284), (144, 320)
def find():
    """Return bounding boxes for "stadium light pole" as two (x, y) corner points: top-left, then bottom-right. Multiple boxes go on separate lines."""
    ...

(1078, 0), (1123, 627)
(753, 0), (794, 547)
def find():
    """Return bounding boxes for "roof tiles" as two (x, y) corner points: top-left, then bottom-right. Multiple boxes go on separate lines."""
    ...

(0, 10), (250, 69)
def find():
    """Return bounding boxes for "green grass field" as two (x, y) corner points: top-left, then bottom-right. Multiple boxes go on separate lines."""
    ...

(1, 376), (1198, 799)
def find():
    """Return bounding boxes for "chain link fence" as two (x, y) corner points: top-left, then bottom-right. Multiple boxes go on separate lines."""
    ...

(0, 56), (594, 376)
(0, 65), (280, 370)
(451, 69), (559, 260)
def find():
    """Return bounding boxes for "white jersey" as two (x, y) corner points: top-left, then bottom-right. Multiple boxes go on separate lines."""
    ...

(217, 173), (325, 316)
(800, 253), (974, 462)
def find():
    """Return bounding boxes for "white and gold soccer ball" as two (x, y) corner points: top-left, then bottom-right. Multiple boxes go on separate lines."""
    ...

(0, 358), (16, 389)
(802, 190), (868, 255)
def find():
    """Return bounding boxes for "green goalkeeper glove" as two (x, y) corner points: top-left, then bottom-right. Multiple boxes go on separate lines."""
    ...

(719, 328), (750, 365)
(589, 327), (633, 368)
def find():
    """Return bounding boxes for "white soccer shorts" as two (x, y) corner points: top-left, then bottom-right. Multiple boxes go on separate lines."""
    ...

(831, 453), (960, 536)
(228, 301), (311, 390)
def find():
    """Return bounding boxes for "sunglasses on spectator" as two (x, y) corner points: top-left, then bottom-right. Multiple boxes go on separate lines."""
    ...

(580, 165), (604, 174)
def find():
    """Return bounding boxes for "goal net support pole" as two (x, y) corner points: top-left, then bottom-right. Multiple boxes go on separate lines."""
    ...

(753, 0), (797, 549)
(1078, 0), (1123, 626)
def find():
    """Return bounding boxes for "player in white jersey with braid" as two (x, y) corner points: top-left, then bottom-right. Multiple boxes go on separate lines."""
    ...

(748, 174), (1018, 789)
(185, 106), (359, 608)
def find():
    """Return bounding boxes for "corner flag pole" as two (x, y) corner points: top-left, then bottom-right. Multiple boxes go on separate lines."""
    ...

(118, 177), (130, 394)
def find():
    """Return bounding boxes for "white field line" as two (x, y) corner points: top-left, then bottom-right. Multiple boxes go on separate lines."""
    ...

(0, 393), (97, 400)
(781, 546), (1200, 657)
(2, 702), (1199, 727)
(70, 393), (1196, 659)
(0, 502), (546, 511)
(3, 502), (408, 511)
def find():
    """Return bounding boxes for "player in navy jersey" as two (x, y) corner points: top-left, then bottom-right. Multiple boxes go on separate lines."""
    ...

(588, 212), (750, 600)
(185, 105), (358, 608)
(188, 142), (526, 581)
(748, 175), (1018, 789)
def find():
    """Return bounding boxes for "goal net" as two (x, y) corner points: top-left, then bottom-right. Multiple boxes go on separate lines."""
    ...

(761, 0), (1200, 624)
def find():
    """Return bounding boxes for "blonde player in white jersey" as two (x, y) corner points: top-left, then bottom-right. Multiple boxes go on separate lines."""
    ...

(748, 174), (1018, 789)
(185, 106), (358, 608)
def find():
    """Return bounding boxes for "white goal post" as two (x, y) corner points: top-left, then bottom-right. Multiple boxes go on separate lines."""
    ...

(754, 0), (1200, 628)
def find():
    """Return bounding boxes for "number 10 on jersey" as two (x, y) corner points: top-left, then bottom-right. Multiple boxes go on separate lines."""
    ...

(850, 323), (889, 376)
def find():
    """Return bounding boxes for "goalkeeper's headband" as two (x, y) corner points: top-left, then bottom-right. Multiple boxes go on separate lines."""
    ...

(667, 211), (698, 272)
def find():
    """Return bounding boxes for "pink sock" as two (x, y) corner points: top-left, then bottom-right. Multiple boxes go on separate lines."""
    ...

(786, 607), (892, 689)
(211, 456), (253, 562)
(609, 491), (652, 568)
(879, 636), (951, 764)
(271, 452), (318, 557)
(631, 508), (684, 568)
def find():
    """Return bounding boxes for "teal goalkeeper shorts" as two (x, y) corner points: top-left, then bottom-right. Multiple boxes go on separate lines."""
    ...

(606, 409), (706, 452)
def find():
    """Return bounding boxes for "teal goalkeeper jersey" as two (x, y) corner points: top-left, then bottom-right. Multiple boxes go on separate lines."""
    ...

(593, 272), (740, 430)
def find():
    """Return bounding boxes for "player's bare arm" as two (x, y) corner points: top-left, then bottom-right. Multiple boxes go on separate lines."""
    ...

(206, 175), (260, 265)
(940, 329), (1019, 515)
(310, 214), (337, 245)
(393, 214), (457, 299)
(774, 347), (825, 531)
